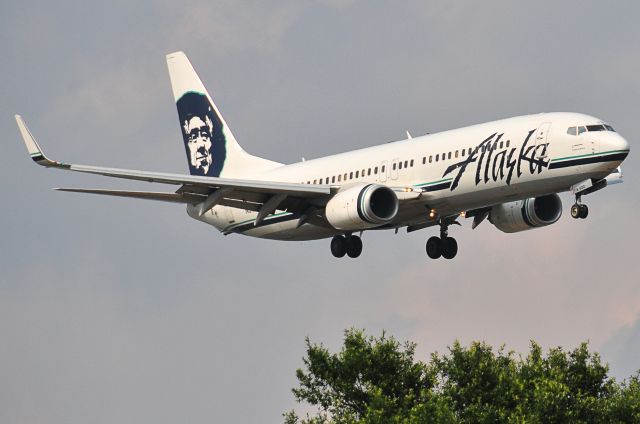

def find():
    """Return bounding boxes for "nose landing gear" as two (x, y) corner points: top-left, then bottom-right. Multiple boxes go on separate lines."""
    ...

(571, 195), (589, 219)
(426, 221), (458, 259)
(330, 233), (363, 258)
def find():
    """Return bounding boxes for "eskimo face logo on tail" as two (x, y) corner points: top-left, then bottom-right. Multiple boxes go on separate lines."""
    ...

(177, 92), (227, 176)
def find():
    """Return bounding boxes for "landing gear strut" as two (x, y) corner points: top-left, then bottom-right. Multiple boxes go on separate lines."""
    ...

(571, 195), (589, 219)
(426, 221), (458, 260)
(330, 234), (363, 258)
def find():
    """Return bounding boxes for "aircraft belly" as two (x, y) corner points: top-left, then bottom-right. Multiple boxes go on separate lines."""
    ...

(242, 222), (338, 241)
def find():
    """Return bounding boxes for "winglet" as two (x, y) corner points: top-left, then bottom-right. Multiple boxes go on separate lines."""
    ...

(15, 115), (68, 168)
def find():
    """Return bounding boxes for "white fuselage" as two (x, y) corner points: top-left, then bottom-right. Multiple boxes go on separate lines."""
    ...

(187, 112), (629, 240)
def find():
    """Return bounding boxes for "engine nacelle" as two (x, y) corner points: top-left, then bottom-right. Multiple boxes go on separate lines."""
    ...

(325, 183), (399, 230)
(489, 194), (562, 233)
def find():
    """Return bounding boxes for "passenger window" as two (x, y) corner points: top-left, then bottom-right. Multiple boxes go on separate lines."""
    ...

(313, 179), (317, 184)
(506, 141), (510, 148)
(381, 165), (385, 172)
(374, 166), (378, 174)
(349, 172), (353, 179)
(398, 162), (402, 170)
(367, 168), (371, 176)
(362, 169), (365, 176)
(410, 159), (414, 167)
(331, 176), (335, 183)
(448, 152), (452, 159)
(404, 160), (408, 168)
(435, 154), (439, 161)
(567, 127), (577, 136)
(355, 171), (359, 178)
(343, 173), (348, 180)
(393, 163), (397, 170)
(338, 175), (341, 182)
(461, 149), (465, 157)
(429, 155), (432, 163)
(455, 150), (458, 158)
(468, 147), (472, 155)
(499, 141), (503, 149)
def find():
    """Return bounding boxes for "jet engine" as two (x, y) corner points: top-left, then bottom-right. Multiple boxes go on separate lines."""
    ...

(489, 194), (562, 233)
(325, 183), (399, 230)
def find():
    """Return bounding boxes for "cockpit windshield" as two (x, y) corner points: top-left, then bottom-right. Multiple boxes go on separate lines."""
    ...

(567, 124), (615, 135)
(586, 124), (605, 131)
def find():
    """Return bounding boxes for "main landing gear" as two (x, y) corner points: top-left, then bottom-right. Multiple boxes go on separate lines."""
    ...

(571, 195), (589, 219)
(331, 233), (363, 259)
(426, 221), (458, 260)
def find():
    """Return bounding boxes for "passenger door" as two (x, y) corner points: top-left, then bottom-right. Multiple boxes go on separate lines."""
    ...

(390, 158), (399, 180)
(379, 160), (388, 182)
(534, 122), (551, 159)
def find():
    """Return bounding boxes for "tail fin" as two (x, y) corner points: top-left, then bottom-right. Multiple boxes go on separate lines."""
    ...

(166, 51), (280, 177)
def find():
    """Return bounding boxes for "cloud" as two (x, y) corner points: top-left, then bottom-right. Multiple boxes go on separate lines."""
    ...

(600, 315), (640, 379)
(168, 1), (305, 58)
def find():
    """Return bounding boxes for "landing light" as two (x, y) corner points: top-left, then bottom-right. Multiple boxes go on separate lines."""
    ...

(460, 211), (466, 218)
(429, 209), (437, 219)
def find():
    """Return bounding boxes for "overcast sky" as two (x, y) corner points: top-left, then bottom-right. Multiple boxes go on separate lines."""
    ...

(1, 1), (639, 423)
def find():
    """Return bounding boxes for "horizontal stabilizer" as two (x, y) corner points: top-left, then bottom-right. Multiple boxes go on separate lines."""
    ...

(55, 188), (204, 203)
(605, 166), (623, 185)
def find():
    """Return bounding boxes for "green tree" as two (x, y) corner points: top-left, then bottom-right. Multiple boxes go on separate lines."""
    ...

(288, 329), (440, 423)
(285, 329), (640, 423)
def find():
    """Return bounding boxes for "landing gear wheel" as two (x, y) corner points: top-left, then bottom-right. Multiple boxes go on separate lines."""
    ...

(579, 204), (589, 219)
(330, 235), (347, 258)
(426, 236), (443, 259)
(571, 204), (581, 219)
(346, 235), (363, 258)
(571, 203), (589, 219)
(441, 237), (458, 259)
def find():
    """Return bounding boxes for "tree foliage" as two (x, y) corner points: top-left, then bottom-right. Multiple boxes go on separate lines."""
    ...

(285, 329), (640, 423)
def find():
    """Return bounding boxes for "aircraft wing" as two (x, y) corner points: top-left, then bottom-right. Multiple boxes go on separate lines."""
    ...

(16, 115), (330, 205)
(16, 115), (425, 225)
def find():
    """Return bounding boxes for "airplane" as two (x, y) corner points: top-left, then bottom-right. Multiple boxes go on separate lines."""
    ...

(16, 51), (630, 259)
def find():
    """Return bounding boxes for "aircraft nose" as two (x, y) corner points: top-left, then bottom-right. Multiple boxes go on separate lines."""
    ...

(617, 134), (630, 153)
(611, 133), (630, 164)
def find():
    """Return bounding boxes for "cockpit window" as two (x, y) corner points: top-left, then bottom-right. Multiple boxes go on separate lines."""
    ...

(587, 124), (606, 132)
(568, 124), (616, 136)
